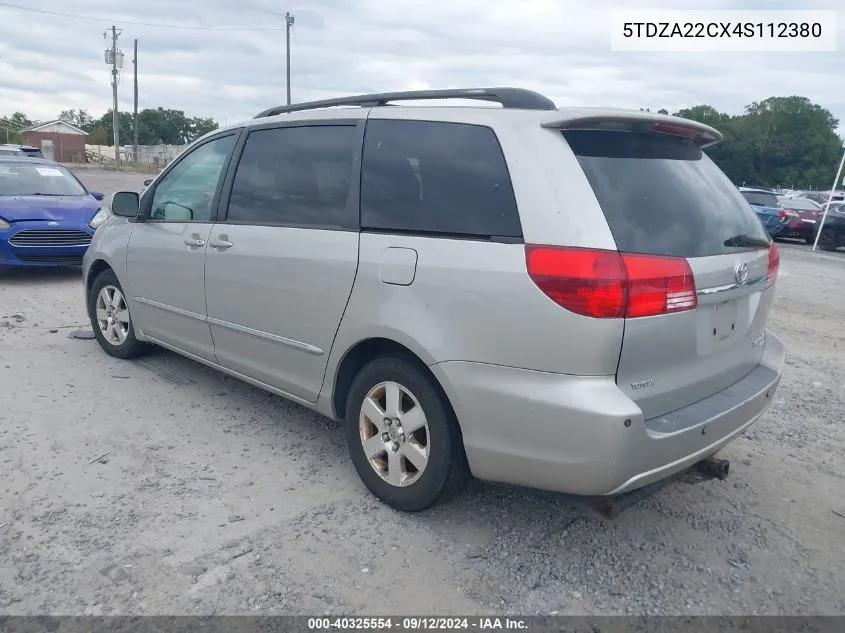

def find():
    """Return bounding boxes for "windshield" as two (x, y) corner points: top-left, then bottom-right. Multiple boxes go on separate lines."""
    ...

(740, 191), (780, 208)
(0, 162), (88, 196)
(564, 129), (771, 258)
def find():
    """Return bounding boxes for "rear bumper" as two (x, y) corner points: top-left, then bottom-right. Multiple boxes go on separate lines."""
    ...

(779, 223), (814, 240)
(432, 329), (785, 497)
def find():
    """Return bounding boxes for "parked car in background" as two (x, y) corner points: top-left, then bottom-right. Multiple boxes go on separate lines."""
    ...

(0, 144), (41, 158)
(776, 195), (823, 243)
(739, 187), (791, 236)
(83, 88), (785, 512)
(802, 190), (845, 205)
(812, 202), (845, 251)
(17, 145), (44, 158)
(0, 146), (25, 158)
(0, 157), (108, 270)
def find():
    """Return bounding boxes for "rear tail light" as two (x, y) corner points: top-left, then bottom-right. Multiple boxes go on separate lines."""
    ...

(525, 245), (697, 319)
(765, 243), (779, 289)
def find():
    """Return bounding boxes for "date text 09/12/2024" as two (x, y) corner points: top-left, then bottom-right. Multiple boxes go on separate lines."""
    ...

(307, 617), (528, 631)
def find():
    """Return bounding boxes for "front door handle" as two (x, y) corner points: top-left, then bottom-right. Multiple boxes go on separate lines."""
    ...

(209, 235), (233, 250)
(184, 237), (205, 248)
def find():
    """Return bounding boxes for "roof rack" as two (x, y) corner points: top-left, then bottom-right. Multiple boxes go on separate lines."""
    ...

(253, 87), (557, 118)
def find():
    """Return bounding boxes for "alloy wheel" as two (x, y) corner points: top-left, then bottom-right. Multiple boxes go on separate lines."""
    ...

(358, 381), (430, 487)
(95, 285), (131, 346)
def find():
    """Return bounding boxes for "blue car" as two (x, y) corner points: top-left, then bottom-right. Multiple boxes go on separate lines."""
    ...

(738, 187), (792, 237)
(0, 157), (108, 270)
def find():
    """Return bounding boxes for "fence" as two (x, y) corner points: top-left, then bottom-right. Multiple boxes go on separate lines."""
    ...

(84, 144), (187, 168)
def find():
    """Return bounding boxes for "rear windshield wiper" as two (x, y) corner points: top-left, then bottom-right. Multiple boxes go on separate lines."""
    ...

(723, 234), (771, 249)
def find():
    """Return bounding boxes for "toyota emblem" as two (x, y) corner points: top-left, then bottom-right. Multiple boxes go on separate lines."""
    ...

(734, 262), (748, 284)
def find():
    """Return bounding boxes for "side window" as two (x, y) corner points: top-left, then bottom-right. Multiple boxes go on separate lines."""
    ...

(225, 125), (357, 229)
(360, 120), (522, 238)
(150, 134), (235, 222)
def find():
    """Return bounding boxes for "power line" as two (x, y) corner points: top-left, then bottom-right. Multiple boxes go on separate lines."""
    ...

(0, 2), (285, 31)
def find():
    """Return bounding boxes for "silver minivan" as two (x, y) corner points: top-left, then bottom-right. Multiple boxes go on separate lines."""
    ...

(84, 88), (785, 512)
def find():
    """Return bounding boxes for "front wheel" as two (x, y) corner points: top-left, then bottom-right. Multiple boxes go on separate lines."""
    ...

(345, 355), (470, 512)
(87, 269), (149, 359)
(818, 228), (838, 252)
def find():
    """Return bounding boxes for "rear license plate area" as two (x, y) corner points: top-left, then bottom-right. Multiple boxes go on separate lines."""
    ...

(711, 300), (738, 340)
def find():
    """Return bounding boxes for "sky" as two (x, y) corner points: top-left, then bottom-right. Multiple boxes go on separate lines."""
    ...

(0, 0), (842, 134)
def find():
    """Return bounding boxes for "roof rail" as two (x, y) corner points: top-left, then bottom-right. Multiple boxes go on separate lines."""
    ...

(253, 87), (557, 118)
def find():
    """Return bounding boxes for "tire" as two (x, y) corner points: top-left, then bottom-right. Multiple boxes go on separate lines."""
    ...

(87, 269), (149, 359)
(818, 228), (837, 252)
(344, 354), (470, 512)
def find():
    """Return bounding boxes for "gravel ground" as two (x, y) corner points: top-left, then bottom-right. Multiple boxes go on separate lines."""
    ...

(0, 170), (843, 616)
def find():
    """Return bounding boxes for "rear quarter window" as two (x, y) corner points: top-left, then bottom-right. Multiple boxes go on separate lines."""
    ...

(361, 120), (522, 239)
(564, 129), (771, 258)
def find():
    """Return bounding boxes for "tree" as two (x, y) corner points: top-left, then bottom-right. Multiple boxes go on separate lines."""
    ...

(0, 111), (33, 144)
(58, 108), (94, 130)
(676, 98), (841, 189)
(187, 116), (219, 142)
(91, 110), (135, 147)
(87, 126), (108, 145)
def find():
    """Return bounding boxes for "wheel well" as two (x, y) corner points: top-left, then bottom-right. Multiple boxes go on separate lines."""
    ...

(86, 259), (112, 293)
(332, 338), (454, 424)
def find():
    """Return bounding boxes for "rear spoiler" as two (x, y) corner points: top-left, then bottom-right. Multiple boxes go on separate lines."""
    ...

(541, 111), (723, 148)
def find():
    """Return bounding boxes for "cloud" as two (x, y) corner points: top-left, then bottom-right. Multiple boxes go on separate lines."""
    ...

(0, 0), (842, 136)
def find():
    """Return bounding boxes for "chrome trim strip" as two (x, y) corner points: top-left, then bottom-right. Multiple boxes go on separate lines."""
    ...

(135, 297), (324, 356)
(697, 274), (766, 297)
(10, 243), (92, 248)
(134, 297), (207, 322)
(206, 317), (324, 356)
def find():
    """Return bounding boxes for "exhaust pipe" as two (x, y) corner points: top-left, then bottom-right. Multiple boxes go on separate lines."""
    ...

(697, 456), (730, 480)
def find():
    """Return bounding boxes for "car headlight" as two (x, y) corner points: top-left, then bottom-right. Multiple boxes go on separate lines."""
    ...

(89, 207), (111, 230)
(0, 217), (9, 230)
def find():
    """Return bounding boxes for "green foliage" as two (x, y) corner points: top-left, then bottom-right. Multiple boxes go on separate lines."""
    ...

(3, 107), (220, 148)
(674, 96), (842, 189)
(0, 112), (33, 144)
(58, 108), (94, 130)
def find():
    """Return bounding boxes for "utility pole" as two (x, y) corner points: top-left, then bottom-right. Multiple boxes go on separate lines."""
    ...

(109, 26), (121, 170)
(133, 38), (139, 163)
(285, 12), (295, 105)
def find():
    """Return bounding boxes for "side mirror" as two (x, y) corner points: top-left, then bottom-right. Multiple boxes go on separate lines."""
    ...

(110, 191), (140, 218)
(90, 191), (105, 201)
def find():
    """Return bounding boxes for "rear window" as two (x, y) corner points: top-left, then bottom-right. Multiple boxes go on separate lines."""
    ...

(741, 191), (780, 208)
(361, 120), (522, 239)
(779, 197), (818, 211)
(564, 129), (770, 258)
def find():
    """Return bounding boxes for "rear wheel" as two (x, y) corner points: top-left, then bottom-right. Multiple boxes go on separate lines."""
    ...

(87, 269), (149, 359)
(818, 228), (838, 252)
(344, 355), (470, 512)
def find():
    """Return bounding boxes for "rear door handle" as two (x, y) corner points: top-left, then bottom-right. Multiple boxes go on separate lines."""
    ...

(209, 236), (233, 250)
(184, 238), (205, 248)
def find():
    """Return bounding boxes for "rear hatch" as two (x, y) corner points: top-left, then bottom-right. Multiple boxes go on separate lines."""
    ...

(560, 123), (779, 419)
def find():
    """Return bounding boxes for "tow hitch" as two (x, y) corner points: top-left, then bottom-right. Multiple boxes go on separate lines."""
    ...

(588, 457), (732, 520)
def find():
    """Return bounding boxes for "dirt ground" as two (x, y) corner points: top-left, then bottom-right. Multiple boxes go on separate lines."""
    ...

(0, 169), (843, 616)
